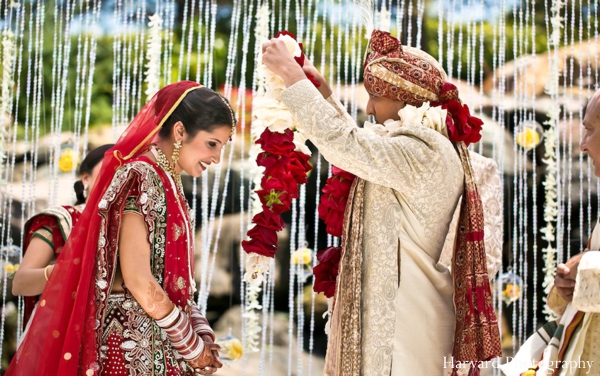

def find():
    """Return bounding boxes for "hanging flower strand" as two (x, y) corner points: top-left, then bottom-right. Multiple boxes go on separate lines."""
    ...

(540, 0), (564, 321)
(242, 6), (272, 355)
(1, 30), (16, 185)
(242, 31), (315, 285)
(144, 13), (162, 99)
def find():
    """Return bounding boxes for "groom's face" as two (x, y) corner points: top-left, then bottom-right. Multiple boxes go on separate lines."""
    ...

(366, 93), (406, 124)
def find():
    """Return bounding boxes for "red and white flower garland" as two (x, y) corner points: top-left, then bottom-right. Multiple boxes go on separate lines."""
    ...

(242, 31), (315, 286)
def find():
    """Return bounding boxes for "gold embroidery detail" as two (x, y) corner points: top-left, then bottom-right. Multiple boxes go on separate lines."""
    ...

(43, 206), (74, 238)
(64, 352), (72, 360)
(368, 64), (438, 101)
(173, 223), (183, 241)
(177, 277), (186, 290)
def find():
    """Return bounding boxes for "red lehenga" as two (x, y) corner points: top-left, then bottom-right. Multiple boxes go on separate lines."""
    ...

(21, 205), (83, 328)
(7, 81), (205, 376)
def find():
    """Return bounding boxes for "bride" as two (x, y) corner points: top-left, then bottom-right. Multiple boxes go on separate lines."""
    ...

(8, 81), (235, 376)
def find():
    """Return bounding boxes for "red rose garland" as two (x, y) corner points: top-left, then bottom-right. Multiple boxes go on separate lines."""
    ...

(242, 129), (312, 258)
(313, 246), (342, 298)
(433, 82), (483, 147)
(242, 31), (316, 261)
(313, 167), (355, 298)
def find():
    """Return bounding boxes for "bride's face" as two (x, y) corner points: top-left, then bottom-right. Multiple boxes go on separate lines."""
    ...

(178, 125), (231, 178)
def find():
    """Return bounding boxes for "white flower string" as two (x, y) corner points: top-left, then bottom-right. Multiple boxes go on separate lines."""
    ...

(49, 0), (76, 206)
(70, 0), (102, 203)
(511, 0), (520, 345)
(7, 0), (27, 346)
(258, 257), (274, 376)
(144, 13), (162, 100)
(541, 0), (564, 321)
(164, 1), (177, 86)
(0, 3), (20, 356)
(81, 0), (102, 159)
(529, 0), (540, 334)
(0, 30), (16, 187)
(415, 0), (425, 50)
(287, 199), (297, 376)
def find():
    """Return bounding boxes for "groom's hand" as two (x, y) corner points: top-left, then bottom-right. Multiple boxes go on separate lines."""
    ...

(302, 58), (333, 99)
(555, 250), (588, 302)
(262, 39), (306, 87)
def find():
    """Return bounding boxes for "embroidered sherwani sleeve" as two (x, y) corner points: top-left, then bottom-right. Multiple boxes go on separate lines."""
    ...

(280, 79), (463, 201)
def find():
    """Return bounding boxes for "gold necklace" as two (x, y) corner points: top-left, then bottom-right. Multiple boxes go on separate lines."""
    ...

(153, 146), (184, 195)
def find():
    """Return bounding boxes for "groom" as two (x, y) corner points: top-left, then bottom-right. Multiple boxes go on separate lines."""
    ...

(262, 30), (501, 375)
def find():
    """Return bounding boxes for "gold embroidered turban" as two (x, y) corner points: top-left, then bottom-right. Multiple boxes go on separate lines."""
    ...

(363, 30), (458, 106)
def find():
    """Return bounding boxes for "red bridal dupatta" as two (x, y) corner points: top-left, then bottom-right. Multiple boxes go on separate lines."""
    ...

(7, 81), (203, 376)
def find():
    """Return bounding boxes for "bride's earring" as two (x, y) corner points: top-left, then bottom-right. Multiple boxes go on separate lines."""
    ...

(172, 140), (182, 167)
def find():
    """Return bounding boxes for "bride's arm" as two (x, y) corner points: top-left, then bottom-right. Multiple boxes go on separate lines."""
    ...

(119, 213), (222, 372)
(119, 213), (173, 320)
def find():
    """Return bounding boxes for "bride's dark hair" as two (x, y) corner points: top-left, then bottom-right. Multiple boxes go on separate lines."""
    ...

(158, 88), (236, 139)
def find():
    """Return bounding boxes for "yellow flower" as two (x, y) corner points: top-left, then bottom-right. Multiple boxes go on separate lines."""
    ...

(515, 127), (541, 150)
(502, 283), (520, 300)
(58, 148), (79, 173)
(4, 264), (15, 274)
(291, 248), (312, 265)
(221, 338), (243, 360)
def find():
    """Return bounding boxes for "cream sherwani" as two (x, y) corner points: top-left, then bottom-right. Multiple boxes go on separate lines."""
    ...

(281, 79), (464, 375)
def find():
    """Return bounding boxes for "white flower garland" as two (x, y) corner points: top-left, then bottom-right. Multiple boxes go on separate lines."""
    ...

(0, 30), (16, 186)
(144, 13), (162, 100)
(364, 101), (448, 137)
(540, 0), (564, 321)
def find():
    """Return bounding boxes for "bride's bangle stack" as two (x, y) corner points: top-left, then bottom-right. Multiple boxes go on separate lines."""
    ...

(156, 305), (204, 361)
(190, 304), (215, 341)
